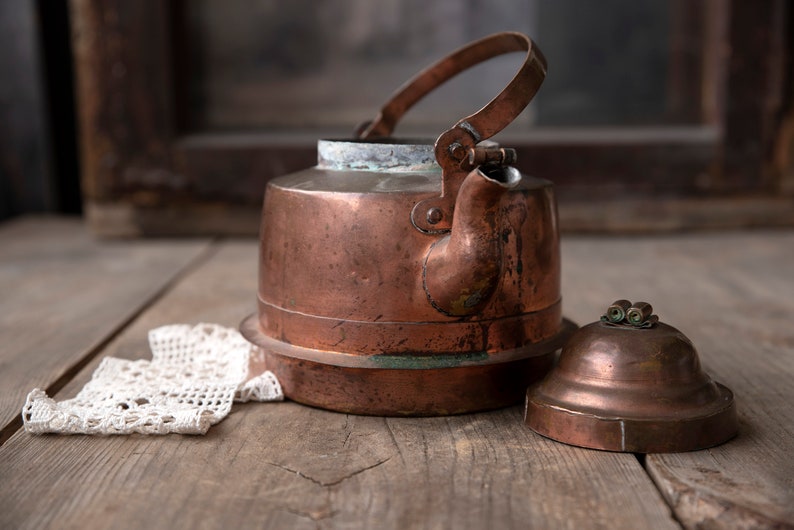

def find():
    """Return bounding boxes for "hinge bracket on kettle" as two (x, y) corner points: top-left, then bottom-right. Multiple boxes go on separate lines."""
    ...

(410, 126), (476, 234)
(410, 128), (519, 234)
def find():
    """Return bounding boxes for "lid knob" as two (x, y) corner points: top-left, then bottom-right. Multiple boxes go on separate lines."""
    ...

(602, 300), (658, 328)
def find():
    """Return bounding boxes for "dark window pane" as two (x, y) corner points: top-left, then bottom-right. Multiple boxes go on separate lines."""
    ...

(183, 0), (699, 134)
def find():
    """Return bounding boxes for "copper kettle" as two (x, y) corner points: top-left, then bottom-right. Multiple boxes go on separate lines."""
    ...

(241, 32), (575, 416)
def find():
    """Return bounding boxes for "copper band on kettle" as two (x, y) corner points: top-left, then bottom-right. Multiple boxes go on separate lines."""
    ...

(256, 297), (564, 355)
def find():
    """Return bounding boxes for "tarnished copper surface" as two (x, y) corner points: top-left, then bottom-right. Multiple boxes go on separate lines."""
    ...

(423, 166), (522, 316)
(525, 301), (738, 452)
(245, 32), (569, 415)
(243, 314), (575, 416)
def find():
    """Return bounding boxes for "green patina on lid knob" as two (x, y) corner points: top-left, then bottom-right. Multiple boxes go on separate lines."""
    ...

(601, 299), (658, 328)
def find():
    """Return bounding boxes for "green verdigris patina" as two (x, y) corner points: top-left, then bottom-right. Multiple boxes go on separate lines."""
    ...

(369, 350), (490, 369)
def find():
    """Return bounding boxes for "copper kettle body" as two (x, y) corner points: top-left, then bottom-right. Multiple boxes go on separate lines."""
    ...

(241, 32), (575, 416)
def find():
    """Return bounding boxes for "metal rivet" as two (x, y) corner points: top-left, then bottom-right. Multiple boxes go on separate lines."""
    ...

(426, 208), (443, 225)
(448, 143), (466, 160)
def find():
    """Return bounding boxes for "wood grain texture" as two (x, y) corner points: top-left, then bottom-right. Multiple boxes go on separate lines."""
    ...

(719, 0), (787, 191)
(0, 240), (679, 529)
(561, 231), (794, 529)
(0, 216), (209, 436)
(71, 0), (175, 202)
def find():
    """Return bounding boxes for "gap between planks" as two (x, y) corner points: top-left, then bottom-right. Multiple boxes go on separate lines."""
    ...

(0, 241), (222, 447)
(634, 452), (689, 529)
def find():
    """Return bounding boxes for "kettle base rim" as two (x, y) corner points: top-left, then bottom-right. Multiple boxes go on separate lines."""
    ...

(240, 313), (576, 417)
(525, 384), (737, 453)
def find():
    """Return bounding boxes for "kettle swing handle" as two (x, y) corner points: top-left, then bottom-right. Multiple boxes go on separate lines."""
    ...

(356, 32), (547, 233)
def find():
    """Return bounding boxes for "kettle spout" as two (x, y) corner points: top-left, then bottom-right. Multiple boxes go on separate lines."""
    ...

(423, 165), (521, 316)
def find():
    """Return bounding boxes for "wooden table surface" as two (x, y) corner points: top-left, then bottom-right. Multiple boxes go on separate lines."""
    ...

(0, 216), (792, 529)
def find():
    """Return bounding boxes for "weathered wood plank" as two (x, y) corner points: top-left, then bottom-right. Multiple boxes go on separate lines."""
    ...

(561, 231), (794, 529)
(0, 241), (678, 529)
(0, 404), (680, 530)
(0, 216), (210, 438)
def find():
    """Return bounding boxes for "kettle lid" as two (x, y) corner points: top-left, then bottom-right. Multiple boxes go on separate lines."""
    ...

(525, 300), (738, 452)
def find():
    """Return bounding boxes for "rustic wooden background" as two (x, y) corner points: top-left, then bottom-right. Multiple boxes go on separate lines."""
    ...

(69, 0), (794, 236)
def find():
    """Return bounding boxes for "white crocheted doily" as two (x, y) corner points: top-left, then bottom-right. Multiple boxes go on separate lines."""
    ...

(22, 323), (283, 435)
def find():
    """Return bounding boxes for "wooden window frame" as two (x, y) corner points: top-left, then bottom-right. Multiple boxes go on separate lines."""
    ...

(71, 0), (793, 235)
